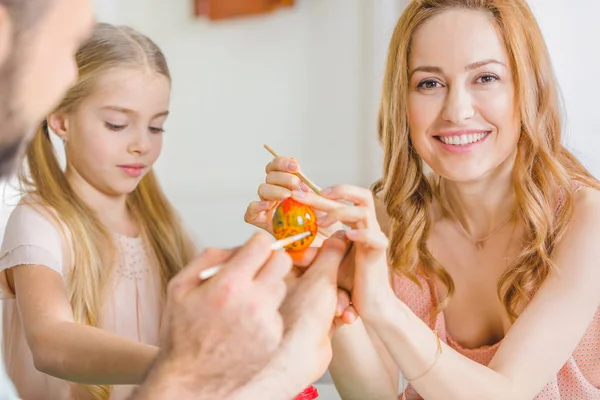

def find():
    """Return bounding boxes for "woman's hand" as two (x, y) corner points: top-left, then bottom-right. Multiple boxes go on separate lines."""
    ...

(290, 185), (396, 321)
(243, 156), (340, 239)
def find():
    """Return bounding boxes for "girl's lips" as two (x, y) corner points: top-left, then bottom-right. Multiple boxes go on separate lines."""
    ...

(118, 165), (145, 177)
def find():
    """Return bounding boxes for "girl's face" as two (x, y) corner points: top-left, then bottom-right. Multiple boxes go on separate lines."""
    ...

(407, 9), (521, 183)
(53, 67), (170, 197)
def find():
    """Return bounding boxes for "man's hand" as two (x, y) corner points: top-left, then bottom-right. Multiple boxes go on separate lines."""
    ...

(294, 238), (358, 326)
(134, 232), (292, 400)
(255, 232), (353, 397)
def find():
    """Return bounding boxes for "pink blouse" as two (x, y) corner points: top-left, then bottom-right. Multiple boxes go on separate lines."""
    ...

(394, 183), (600, 399)
(0, 201), (164, 400)
(393, 273), (600, 399)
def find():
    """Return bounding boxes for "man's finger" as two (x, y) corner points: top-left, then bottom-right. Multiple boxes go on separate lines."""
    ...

(305, 232), (352, 282)
(255, 250), (293, 283)
(219, 231), (274, 280)
(290, 247), (320, 268)
(167, 247), (237, 300)
(292, 230), (347, 269)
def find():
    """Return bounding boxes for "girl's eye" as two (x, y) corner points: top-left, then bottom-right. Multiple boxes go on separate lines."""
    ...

(149, 127), (165, 134)
(105, 122), (126, 131)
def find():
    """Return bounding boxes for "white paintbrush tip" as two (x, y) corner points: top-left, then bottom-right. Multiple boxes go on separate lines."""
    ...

(198, 231), (313, 281)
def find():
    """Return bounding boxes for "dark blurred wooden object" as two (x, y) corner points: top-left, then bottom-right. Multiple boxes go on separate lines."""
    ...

(194, 0), (295, 20)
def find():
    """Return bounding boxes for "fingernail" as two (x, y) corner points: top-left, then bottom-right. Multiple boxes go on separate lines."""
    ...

(288, 162), (298, 171)
(259, 201), (271, 207)
(332, 230), (346, 239)
(344, 311), (357, 324)
(321, 187), (332, 195)
(317, 216), (326, 225)
(301, 182), (310, 192)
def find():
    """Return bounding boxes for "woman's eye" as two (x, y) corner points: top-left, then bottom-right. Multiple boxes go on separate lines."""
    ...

(417, 79), (442, 90)
(476, 74), (499, 84)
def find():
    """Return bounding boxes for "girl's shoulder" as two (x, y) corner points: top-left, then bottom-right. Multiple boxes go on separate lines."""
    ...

(1, 194), (73, 277)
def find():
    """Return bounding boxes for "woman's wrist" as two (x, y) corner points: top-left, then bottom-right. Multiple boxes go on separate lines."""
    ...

(361, 287), (407, 330)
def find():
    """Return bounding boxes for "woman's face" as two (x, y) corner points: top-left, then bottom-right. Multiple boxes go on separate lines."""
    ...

(407, 9), (521, 182)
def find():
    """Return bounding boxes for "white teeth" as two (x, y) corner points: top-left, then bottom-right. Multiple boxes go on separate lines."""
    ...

(439, 132), (488, 146)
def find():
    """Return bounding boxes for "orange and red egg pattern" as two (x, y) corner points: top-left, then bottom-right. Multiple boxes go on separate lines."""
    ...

(272, 198), (318, 251)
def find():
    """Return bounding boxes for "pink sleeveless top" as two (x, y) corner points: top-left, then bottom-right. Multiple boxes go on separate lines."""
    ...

(393, 183), (600, 400)
(393, 274), (600, 399)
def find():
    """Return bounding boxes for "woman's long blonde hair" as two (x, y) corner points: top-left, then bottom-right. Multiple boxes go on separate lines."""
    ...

(373, 0), (600, 323)
(20, 23), (195, 399)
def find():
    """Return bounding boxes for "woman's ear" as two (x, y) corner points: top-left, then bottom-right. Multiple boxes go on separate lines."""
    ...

(47, 113), (70, 142)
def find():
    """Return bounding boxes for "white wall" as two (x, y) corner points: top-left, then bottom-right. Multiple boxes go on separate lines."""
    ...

(1, 2), (598, 245)
(0, 1), (597, 267)
(92, 0), (370, 249)
(527, 0), (600, 173)
(8, 0), (597, 249)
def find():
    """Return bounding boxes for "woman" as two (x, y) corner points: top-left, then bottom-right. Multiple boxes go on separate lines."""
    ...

(244, 0), (600, 398)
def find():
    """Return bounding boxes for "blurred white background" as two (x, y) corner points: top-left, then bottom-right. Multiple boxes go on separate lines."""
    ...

(0, 0), (599, 397)
(2, 0), (600, 248)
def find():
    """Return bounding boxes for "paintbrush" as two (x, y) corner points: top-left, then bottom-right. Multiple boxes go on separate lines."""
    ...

(263, 144), (323, 195)
(198, 231), (313, 281)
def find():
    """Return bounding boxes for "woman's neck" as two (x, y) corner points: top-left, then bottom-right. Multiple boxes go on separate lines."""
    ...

(440, 157), (516, 240)
(65, 166), (138, 237)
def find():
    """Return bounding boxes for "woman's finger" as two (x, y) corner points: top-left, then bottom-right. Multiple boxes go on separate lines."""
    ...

(244, 200), (276, 220)
(290, 190), (345, 213)
(320, 184), (375, 207)
(345, 229), (389, 250)
(341, 305), (358, 324)
(336, 288), (351, 317)
(266, 171), (306, 191)
(258, 183), (291, 202)
(244, 201), (276, 232)
(266, 156), (300, 174)
(317, 206), (369, 229)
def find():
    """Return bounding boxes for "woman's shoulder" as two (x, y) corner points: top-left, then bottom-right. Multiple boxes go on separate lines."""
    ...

(552, 181), (600, 263)
(570, 183), (600, 216)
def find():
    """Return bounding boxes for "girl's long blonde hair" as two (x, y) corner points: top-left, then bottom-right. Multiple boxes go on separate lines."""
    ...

(20, 23), (195, 399)
(373, 0), (600, 323)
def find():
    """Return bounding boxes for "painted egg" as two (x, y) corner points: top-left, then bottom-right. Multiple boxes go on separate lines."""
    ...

(272, 197), (318, 252)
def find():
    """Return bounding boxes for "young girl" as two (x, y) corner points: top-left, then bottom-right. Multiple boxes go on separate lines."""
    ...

(246, 0), (600, 399)
(0, 23), (195, 400)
